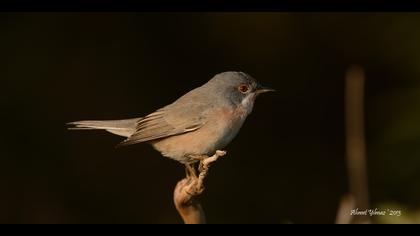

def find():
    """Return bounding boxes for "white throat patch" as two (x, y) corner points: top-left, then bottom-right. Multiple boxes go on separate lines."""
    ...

(240, 93), (255, 116)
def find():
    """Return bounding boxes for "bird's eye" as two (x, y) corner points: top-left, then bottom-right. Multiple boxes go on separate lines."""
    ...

(238, 84), (249, 93)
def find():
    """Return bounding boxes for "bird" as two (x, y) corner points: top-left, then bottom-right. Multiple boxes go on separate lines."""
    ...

(67, 71), (274, 177)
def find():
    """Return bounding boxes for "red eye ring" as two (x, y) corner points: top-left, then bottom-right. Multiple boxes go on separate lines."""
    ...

(238, 84), (249, 93)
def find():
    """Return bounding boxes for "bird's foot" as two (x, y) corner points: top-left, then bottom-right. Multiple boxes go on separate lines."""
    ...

(196, 150), (227, 190)
(195, 150), (227, 172)
(183, 150), (227, 192)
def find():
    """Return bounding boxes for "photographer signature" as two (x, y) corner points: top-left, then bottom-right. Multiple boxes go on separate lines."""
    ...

(350, 208), (401, 217)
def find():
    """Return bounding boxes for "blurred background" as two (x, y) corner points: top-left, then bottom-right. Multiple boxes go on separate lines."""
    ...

(1, 13), (420, 224)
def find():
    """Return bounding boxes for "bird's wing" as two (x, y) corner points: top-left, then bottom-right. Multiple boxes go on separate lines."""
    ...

(117, 102), (208, 146)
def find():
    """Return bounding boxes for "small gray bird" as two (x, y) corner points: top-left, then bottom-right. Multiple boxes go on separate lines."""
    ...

(68, 71), (274, 174)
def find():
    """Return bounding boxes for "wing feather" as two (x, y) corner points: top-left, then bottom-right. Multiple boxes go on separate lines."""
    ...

(117, 103), (207, 146)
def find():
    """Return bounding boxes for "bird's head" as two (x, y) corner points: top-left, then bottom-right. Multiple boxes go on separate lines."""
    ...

(206, 71), (274, 114)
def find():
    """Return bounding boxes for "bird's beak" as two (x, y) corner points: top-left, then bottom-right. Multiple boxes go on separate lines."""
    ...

(256, 84), (275, 94)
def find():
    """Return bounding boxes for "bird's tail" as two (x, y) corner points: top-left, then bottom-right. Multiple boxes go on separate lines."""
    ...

(67, 118), (140, 138)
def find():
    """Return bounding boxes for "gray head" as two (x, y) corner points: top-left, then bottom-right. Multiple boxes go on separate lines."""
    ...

(204, 71), (274, 110)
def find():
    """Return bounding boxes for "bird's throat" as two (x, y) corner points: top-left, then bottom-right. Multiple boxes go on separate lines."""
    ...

(239, 94), (256, 117)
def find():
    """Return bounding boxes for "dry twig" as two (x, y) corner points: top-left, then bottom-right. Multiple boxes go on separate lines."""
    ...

(338, 66), (370, 224)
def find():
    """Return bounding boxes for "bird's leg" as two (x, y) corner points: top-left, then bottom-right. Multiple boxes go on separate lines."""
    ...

(188, 154), (209, 173)
(184, 150), (227, 191)
(185, 165), (191, 178)
(196, 150), (227, 191)
(185, 163), (198, 179)
(182, 150), (227, 195)
(188, 151), (227, 174)
(198, 162), (204, 173)
(189, 154), (207, 162)
(188, 154), (208, 173)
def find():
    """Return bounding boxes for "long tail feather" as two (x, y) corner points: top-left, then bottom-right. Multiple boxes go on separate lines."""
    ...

(67, 118), (140, 138)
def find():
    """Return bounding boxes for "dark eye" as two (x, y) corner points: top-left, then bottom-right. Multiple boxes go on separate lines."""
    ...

(238, 84), (249, 93)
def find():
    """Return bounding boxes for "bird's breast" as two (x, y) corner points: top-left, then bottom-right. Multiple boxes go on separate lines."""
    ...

(208, 106), (248, 150)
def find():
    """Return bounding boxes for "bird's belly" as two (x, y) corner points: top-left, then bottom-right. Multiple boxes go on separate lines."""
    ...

(151, 109), (246, 164)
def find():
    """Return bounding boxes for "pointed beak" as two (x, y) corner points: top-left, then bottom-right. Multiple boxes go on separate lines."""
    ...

(256, 84), (275, 94)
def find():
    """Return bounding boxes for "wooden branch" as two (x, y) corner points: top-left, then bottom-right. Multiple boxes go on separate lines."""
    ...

(335, 194), (356, 224)
(173, 150), (226, 224)
(173, 177), (206, 224)
(344, 66), (370, 224)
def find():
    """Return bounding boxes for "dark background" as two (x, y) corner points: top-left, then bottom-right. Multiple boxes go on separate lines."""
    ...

(1, 13), (420, 223)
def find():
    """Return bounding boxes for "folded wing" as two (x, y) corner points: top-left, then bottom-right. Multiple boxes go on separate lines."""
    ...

(117, 102), (208, 146)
